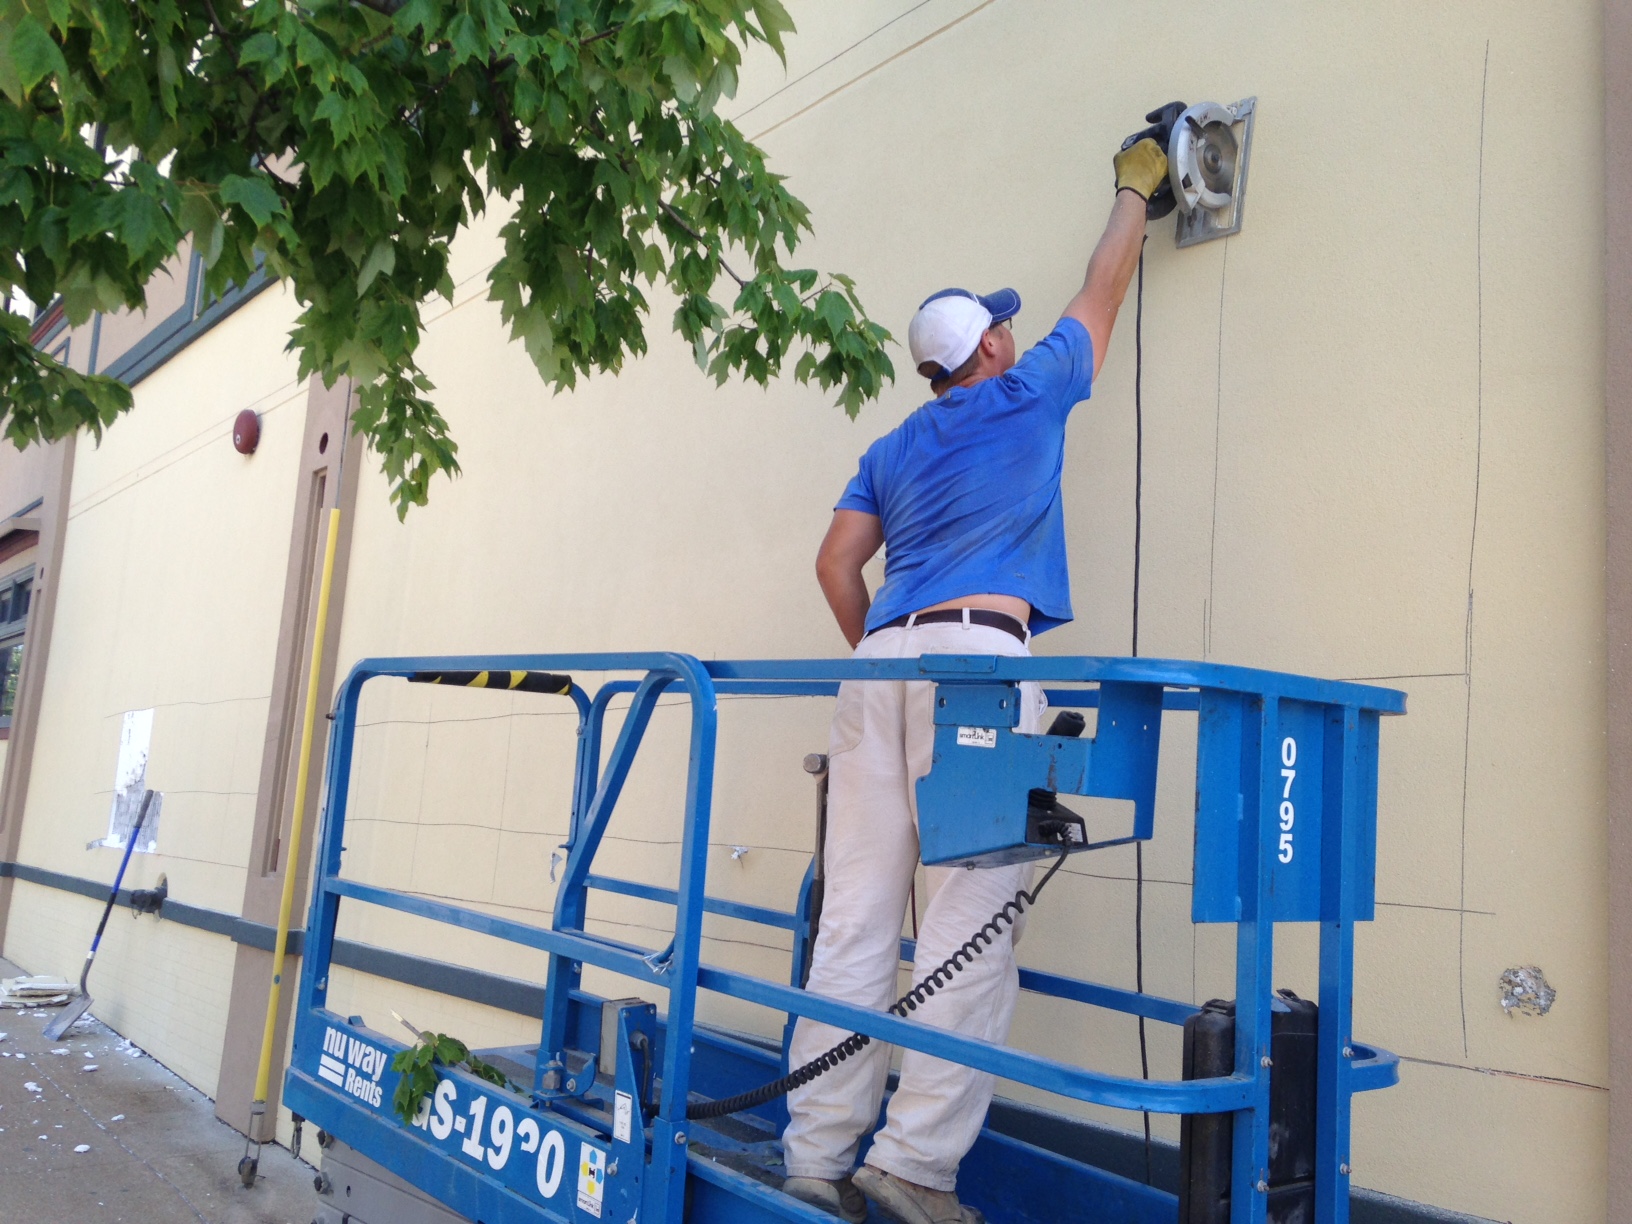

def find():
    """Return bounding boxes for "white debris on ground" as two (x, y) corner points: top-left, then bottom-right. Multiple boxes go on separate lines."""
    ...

(73, 1144), (90, 1153)
(50, 1048), (68, 1055)
(23, 1082), (40, 1093)
(0, 976), (73, 1008)
(109, 1114), (123, 1122)
(81, 1064), (97, 1072)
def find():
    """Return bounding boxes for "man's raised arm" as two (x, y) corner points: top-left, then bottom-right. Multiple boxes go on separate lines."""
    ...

(1062, 139), (1169, 379)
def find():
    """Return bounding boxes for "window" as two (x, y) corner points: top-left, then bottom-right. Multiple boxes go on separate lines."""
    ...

(0, 569), (34, 727)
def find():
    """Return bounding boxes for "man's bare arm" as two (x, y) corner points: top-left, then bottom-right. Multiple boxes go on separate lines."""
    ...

(816, 509), (885, 648)
(1061, 189), (1149, 379)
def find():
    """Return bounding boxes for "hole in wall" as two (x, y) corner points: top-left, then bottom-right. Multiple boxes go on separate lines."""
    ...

(318, 432), (329, 454)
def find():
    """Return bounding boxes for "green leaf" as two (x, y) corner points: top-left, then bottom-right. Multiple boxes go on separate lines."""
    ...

(0, 9), (26, 103)
(7, 15), (68, 97)
(356, 238), (396, 294)
(394, 0), (440, 37)
(446, 12), (483, 63)
(311, 92), (352, 141)
(178, 190), (225, 268)
(750, 0), (796, 61)
(156, 42), (180, 116)
(239, 32), (282, 66)
(120, 190), (168, 257)
(814, 289), (854, 334)
(219, 174), (284, 228)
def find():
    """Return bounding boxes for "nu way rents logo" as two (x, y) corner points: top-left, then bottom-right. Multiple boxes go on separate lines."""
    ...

(318, 1026), (386, 1108)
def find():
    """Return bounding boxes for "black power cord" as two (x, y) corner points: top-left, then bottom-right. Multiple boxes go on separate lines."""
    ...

(686, 850), (1073, 1121)
(1132, 240), (1154, 1185)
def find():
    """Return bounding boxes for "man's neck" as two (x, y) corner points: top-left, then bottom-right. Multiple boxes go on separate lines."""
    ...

(931, 370), (994, 398)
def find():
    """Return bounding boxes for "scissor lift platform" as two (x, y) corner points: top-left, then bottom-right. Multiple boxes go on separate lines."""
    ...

(284, 652), (1404, 1224)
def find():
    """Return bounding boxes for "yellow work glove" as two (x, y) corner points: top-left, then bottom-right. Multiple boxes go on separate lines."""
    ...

(1114, 138), (1169, 201)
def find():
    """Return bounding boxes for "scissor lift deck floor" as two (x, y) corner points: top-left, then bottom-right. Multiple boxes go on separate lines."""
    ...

(284, 652), (1404, 1224)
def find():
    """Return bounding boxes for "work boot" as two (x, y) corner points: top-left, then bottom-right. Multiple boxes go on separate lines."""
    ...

(853, 1165), (985, 1224)
(783, 1174), (869, 1223)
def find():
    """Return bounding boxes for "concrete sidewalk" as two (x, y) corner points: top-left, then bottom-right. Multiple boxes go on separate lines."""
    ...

(0, 956), (317, 1224)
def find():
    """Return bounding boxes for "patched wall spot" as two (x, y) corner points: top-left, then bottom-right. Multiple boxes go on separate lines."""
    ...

(1498, 965), (1556, 1017)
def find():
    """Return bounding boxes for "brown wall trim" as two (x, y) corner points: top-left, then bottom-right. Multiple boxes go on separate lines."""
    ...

(1606, 3), (1631, 1221)
(214, 376), (362, 1140)
(0, 436), (74, 950)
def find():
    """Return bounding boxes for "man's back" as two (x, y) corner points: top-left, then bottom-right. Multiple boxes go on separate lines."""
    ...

(837, 317), (1095, 635)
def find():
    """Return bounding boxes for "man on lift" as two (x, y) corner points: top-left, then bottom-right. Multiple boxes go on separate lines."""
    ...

(782, 133), (1172, 1224)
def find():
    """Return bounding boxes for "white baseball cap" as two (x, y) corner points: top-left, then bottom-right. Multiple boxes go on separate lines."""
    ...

(907, 287), (1022, 380)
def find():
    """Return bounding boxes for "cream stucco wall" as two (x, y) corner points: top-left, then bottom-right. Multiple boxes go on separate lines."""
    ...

(1, 282), (310, 1088)
(322, 5), (1610, 1221)
(0, 4), (1609, 1222)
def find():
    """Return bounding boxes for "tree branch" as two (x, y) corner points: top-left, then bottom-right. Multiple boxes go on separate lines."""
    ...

(201, 0), (237, 53)
(483, 64), (522, 154)
(659, 199), (747, 288)
(252, 156), (299, 190)
(584, 104), (748, 293)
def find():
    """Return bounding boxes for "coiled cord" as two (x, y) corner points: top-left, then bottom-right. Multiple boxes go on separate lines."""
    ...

(685, 849), (1071, 1121)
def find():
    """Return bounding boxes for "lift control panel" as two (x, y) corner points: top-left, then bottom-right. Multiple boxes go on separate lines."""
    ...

(917, 680), (1163, 866)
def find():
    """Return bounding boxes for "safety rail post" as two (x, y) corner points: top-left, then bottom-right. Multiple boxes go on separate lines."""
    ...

(644, 655), (719, 1224)
(539, 672), (675, 1092)
(567, 680), (640, 850)
(304, 664), (370, 1011)
(1314, 703), (1372, 1224)
(1226, 693), (1274, 1224)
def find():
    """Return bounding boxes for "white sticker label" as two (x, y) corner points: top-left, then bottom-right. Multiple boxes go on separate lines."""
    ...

(318, 1026), (385, 1108)
(956, 726), (997, 749)
(1278, 736), (1297, 864)
(613, 1091), (633, 1145)
(577, 1142), (605, 1217)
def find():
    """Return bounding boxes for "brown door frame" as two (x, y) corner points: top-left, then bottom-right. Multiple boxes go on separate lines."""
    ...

(0, 435), (76, 949)
(215, 376), (361, 1139)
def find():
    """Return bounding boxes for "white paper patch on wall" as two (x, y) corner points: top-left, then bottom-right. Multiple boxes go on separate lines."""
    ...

(101, 709), (162, 853)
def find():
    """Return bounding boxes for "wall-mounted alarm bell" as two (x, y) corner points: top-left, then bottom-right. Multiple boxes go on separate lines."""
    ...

(233, 409), (261, 455)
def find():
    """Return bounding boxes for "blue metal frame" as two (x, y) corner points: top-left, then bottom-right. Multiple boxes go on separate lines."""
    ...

(285, 652), (1404, 1224)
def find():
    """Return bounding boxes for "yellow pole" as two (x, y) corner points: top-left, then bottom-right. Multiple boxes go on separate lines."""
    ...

(248, 504), (342, 1138)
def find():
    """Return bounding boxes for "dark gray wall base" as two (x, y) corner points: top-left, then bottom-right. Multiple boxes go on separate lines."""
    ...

(0, 860), (543, 1016)
(982, 1086), (1499, 1223)
(1349, 1187), (1502, 1224)
(2, 860), (1493, 1224)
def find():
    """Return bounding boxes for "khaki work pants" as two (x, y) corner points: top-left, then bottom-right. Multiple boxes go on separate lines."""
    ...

(782, 620), (1044, 1192)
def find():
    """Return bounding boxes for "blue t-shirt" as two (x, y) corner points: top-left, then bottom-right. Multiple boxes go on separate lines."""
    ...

(836, 317), (1093, 635)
